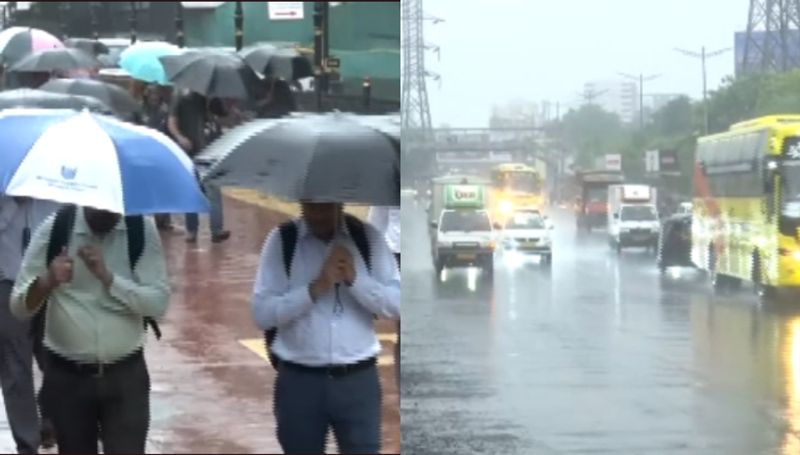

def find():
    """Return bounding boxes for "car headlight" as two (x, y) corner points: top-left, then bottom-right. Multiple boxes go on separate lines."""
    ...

(500, 200), (514, 214)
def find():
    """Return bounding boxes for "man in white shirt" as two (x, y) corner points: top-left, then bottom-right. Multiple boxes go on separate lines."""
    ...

(251, 202), (400, 454)
(367, 206), (401, 387)
(0, 196), (58, 453)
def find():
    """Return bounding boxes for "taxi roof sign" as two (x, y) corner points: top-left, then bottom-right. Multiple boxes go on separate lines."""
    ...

(444, 184), (485, 208)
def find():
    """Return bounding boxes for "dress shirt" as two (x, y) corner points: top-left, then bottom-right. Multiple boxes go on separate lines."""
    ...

(11, 208), (170, 364)
(0, 197), (59, 281)
(367, 206), (401, 254)
(251, 218), (400, 366)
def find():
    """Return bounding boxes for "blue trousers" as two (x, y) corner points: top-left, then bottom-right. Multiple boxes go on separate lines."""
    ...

(274, 363), (381, 454)
(185, 182), (224, 236)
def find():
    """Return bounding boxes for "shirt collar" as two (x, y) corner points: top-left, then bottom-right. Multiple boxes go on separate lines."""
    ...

(296, 217), (351, 241)
(73, 207), (127, 235)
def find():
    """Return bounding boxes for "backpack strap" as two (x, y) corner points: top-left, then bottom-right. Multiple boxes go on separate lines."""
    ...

(345, 214), (372, 272)
(34, 205), (77, 338)
(124, 215), (161, 341)
(265, 221), (299, 369)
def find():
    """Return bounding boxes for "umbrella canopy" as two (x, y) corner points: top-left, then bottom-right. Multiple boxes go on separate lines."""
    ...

(160, 51), (261, 99)
(119, 41), (182, 85)
(197, 113), (400, 205)
(240, 44), (313, 80)
(64, 38), (110, 56)
(0, 89), (113, 114)
(0, 27), (63, 67)
(10, 48), (98, 73)
(0, 109), (208, 215)
(40, 78), (139, 116)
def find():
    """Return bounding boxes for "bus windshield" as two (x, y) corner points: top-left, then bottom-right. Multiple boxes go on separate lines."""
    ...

(493, 171), (540, 193)
(783, 162), (800, 218)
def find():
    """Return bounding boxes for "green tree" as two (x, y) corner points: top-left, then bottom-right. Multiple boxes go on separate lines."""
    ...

(559, 104), (627, 168)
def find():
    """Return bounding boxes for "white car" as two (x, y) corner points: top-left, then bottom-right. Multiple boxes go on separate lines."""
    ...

(501, 211), (553, 264)
(432, 209), (496, 274)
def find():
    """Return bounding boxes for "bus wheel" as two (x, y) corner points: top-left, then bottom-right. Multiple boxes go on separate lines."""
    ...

(752, 253), (776, 301)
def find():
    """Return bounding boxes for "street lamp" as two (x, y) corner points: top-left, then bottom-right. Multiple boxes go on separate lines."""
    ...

(234, 1), (243, 51)
(175, 1), (185, 48)
(675, 46), (732, 134)
(618, 71), (661, 129)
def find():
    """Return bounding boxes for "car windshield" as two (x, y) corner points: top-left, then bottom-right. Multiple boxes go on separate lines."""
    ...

(621, 205), (657, 221)
(586, 187), (607, 203)
(440, 210), (492, 232)
(506, 214), (545, 229)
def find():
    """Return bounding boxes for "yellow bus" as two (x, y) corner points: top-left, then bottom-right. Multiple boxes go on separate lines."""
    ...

(691, 115), (800, 296)
(489, 163), (545, 224)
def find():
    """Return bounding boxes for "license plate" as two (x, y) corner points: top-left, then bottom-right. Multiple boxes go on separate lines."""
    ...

(457, 254), (476, 260)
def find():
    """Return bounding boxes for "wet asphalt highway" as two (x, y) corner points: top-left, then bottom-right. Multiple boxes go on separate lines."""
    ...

(401, 193), (800, 455)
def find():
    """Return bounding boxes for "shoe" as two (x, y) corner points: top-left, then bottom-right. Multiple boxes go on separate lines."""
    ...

(211, 231), (231, 243)
(40, 419), (56, 449)
(185, 234), (198, 244)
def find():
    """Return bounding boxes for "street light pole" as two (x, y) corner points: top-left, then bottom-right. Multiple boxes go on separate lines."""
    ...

(175, 1), (185, 48)
(675, 46), (731, 134)
(234, 1), (243, 51)
(129, 2), (138, 45)
(313, 2), (324, 110)
(618, 71), (661, 129)
(90, 3), (99, 40)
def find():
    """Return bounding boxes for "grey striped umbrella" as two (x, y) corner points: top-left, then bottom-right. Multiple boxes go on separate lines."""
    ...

(9, 48), (98, 73)
(0, 27), (64, 67)
(196, 113), (400, 205)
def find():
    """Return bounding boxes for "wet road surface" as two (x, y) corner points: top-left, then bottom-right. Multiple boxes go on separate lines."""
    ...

(0, 191), (399, 454)
(401, 194), (800, 454)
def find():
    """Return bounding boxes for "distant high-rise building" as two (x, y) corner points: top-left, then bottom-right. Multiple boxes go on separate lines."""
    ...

(584, 79), (639, 124)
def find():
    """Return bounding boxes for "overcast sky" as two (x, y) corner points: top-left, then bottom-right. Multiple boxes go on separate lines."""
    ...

(421, 0), (750, 127)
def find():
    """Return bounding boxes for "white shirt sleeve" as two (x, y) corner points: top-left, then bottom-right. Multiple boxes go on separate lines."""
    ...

(347, 223), (400, 320)
(367, 206), (388, 234)
(251, 228), (315, 330)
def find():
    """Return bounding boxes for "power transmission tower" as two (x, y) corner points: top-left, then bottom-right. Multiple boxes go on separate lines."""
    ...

(741, 0), (800, 74)
(401, 0), (432, 134)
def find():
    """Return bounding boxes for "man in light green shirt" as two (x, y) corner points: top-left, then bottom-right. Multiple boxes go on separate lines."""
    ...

(10, 205), (170, 453)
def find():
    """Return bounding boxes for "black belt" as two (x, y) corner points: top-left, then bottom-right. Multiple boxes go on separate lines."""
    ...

(45, 349), (144, 378)
(281, 356), (376, 378)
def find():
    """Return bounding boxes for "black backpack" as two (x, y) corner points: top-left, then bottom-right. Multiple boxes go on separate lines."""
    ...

(264, 214), (371, 369)
(30, 205), (162, 342)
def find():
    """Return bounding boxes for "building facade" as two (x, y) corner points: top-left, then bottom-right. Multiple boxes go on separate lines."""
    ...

(584, 79), (639, 124)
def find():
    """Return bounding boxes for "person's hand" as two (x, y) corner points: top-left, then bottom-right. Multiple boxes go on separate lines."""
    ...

(333, 246), (356, 286)
(77, 245), (113, 287)
(46, 247), (73, 289)
(310, 246), (350, 300)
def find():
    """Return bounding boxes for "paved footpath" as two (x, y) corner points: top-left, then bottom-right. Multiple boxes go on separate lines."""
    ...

(0, 190), (399, 454)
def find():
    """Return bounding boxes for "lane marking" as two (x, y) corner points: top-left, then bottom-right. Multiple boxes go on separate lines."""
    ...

(239, 336), (396, 366)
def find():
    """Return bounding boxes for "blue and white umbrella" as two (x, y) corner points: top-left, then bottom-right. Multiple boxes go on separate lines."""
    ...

(0, 109), (209, 215)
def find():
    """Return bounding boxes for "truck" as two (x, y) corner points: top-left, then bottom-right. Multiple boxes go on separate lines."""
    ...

(574, 170), (625, 232)
(607, 184), (660, 253)
(427, 176), (496, 275)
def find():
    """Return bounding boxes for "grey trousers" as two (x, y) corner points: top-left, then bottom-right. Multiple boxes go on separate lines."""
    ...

(0, 280), (40, 454)
(274, 363), (381, 454)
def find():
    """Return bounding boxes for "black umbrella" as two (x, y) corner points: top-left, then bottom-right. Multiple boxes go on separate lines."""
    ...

(39, 78), (139, 116)
(159, 51), (261, 99)
(9, 48), (98, 73)
(64, 38), (110, 56)
(0, 88), (114, 114)
(240, 44), (313, 80)
(196, 113), (400, 205)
